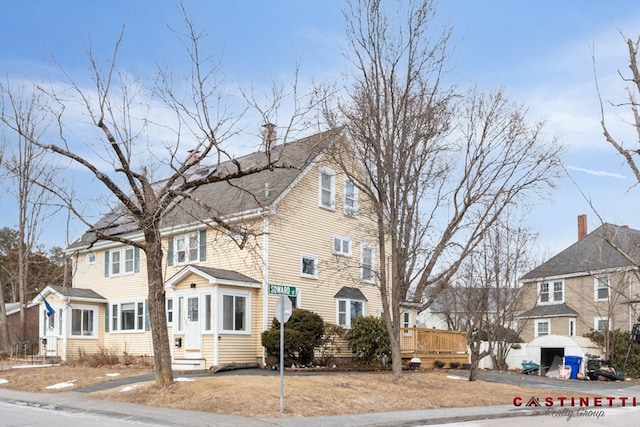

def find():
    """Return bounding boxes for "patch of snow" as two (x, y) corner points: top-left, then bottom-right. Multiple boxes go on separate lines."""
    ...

(174, 377), (195, 382)
(46, 380), (76, 389)
(120, 384), (140, 392)
(446, 375), (461, 380)
(106, 373), (120, 377)
(0, 379), (8, 385)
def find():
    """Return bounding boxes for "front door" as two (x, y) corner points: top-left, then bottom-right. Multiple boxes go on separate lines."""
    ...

(184, 296), (202, 356)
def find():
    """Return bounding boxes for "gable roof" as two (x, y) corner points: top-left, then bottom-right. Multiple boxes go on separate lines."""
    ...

(165, 264), (260, 290)
(521, 223), (640, 282)
(68, 128), (345, 250)
(33, 285), (107, 303)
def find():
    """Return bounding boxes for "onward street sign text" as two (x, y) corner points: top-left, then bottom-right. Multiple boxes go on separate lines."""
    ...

(269, 284), (297, 296)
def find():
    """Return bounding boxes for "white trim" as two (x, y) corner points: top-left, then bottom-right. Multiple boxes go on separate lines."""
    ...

(534, 319), (550, 337)
(300, 253), (318, 279)
(568, 318), (576, 337)
(318, 166), (336, 210)
(594, 276), (610, 301)
(69, 304), (99, 338)
(594, 316), (609, 331)
(332, 235), (352, 256)
(219, 290), (251, 335)
(165, 265), (260, 290)
(360, 243), (375, 283)
(537, 280), (564, 305)
(343, 176), (359, 217)
(336, 298), (366, 328)
(85, 252), (96, 265)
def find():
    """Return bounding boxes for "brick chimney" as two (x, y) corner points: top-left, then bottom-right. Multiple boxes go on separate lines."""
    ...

(578, 214), (587, 240)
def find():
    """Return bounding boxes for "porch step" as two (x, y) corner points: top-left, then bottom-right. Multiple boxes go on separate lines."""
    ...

(172, 358), (206, 371)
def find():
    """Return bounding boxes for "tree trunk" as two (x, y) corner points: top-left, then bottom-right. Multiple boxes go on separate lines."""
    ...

(0, 279), (10, 354)
(144, 228), (173, 386)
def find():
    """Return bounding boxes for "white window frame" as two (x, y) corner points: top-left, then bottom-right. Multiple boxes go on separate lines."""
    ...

(173, 233), (199, 265)
(318, 166), (336, 210)
(594, 317), (609, 332)
(343, 177), (358, 217)
(70, 305), (97, 338)
(109, 247), (135, 276)
(568, 318), (575, 337)
(535, 319), (550, 337)
(288, 290), (301, 310)
(86, 252), (96, 265)
(111, 300), (146, 333)
(538, 281), (564, 305)
(594, 276), (609, 301)
(300, 253), (318, 279)
(360, 243), (375, 283)
(166, 298), (174, 325)
(336, 298), (366, 328)
(220, 291), (250, 334)
(333, 235), (352, 257)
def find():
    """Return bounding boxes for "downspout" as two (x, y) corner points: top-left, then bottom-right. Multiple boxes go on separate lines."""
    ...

(262, 214), (270, 366)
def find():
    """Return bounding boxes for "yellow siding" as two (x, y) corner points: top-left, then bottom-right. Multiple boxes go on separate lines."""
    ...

(68, 146), (387, 363)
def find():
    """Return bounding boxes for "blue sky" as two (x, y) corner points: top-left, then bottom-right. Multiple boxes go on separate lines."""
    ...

(0, 0), (639, 258)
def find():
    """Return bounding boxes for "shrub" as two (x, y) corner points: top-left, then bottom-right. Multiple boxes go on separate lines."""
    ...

(347, 315), (390, 365)
(317, 323), (347, 366)
(261, 309), (325, 366)
(584, 329), (640, 378)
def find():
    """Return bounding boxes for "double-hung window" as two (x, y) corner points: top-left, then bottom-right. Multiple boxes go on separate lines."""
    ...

(361, 243), (375, 283)
(337, 299), (365, 328)
(221, 293), (249, 333)
(535, 320), (550, 337)
(319, 167), (336, 209)
(539, 281), (563, 304)
(110, 301), (146, 332)
(343, 178), (358, 216)
(169, 231), (206, 266)
(106, 246), (137, 276)
(333, 236), (351, 256)
(595, 317), (609, 332)
(71, 307), (96, 337)
(594, 276), (609, 301)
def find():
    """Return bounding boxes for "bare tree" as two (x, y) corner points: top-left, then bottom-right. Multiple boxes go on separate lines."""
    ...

(0, 84), (57, 345)
(329, 0), (563, 377)
(443, 213), (536, 380)
(594, 35), (640, 184)
(0, 8), (318, 386)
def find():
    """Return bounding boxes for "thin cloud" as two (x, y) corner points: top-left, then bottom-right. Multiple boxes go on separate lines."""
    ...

(566, 165), (627, 179)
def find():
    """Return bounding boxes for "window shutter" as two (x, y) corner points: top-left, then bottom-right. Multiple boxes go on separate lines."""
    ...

(199, 230), (207, 261)
(168, 238), (174, 266)
(134, 247), (140, 272)
(105, 303), (110, 332)
(104, 251), (110, 277)
(144, 300), (150, 331)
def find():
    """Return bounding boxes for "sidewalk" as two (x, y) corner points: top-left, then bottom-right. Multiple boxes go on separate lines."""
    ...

(0, 387), (539, 427)
(0, 370), (638, 427)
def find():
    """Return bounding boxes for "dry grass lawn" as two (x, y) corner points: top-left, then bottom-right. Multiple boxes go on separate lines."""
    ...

(0, 362), (579, 418)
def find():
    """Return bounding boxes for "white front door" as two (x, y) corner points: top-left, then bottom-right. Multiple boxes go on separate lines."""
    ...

(184, 296), (202, 356)
(43, 312), (58, 356)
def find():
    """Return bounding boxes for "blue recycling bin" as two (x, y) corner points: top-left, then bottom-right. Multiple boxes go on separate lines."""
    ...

(564, 356), (582, 379)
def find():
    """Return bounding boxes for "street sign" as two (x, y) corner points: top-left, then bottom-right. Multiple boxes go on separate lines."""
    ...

(269, 284), (297, 296)
(274, 295), (293, 323)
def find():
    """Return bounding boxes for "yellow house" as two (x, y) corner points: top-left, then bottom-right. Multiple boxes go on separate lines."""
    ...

(35, 129), (385, 369)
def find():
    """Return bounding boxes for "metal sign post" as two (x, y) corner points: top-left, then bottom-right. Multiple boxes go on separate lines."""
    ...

(270, 285), (295, 413)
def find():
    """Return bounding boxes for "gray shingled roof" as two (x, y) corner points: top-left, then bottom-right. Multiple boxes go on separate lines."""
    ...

(517, 303), (579, 319)
(334, 287), (368, 301)
(188, 265), (259, 284)
(48, 285), (106, 300)
(521, 224), (640, 281)
(68, 128), (344, 250)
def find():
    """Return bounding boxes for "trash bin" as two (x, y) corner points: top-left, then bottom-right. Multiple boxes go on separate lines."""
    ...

(564, 356), (582, 379)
